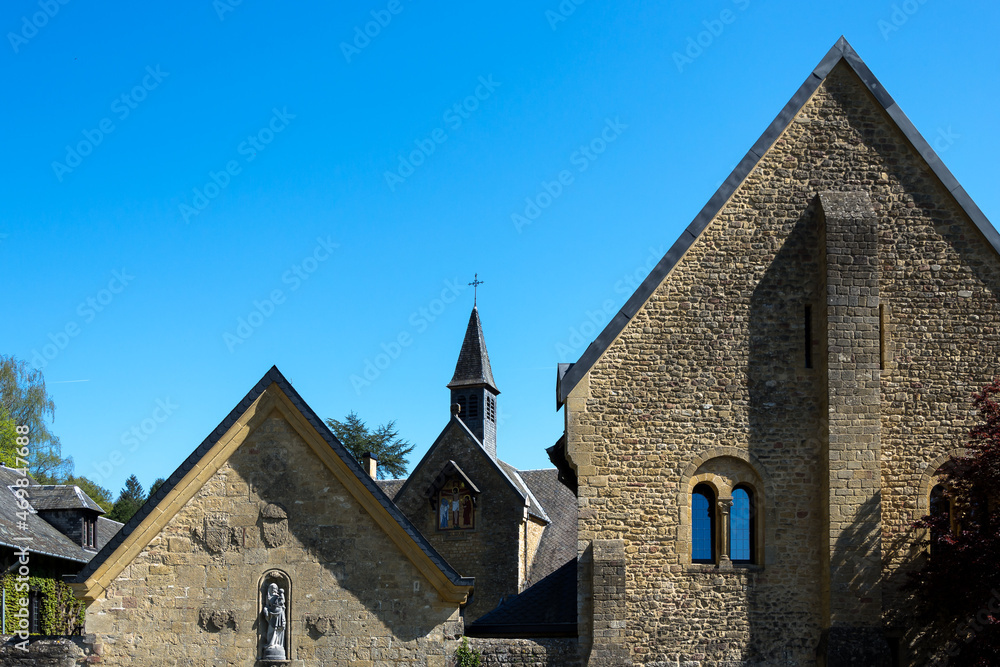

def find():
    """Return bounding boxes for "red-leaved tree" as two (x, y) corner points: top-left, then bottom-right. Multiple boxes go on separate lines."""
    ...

(906, 379), (1000, 665)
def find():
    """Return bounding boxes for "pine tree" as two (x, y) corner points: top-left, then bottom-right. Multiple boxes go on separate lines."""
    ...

(325, 412), (414, 479)
(148, 477), (166, 499)
(906, 379), (1000, 664)
(108, 475), (145, 524)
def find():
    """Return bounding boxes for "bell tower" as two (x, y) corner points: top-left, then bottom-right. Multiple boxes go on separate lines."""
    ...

(447, 306), (500, 459)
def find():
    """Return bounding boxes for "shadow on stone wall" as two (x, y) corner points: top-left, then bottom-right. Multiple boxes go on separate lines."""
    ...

(745, 201), (825, 664)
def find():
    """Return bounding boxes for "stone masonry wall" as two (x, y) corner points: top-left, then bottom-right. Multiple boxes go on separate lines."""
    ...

(565, 61), (1000, 665)
(469, 637), (581, 667)
(0, 636), (95, 666)
(84, 411), (463, 665)
(394, 419), (527, 623)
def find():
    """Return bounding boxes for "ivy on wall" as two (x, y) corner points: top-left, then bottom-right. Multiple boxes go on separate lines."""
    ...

(1, 573), (85, 636)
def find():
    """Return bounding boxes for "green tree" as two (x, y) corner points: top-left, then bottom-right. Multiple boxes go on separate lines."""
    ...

(148, 477), (166, 499)
(108, 475), (145, 524)
(0, 406), (18, 468)
(0, 356), (72, 481)
(64, 475), (115, 513)
(324, 412), (415, 479)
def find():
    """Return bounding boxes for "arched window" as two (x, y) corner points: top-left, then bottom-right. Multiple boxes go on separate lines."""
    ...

(467, 394), (479, 419)
(456, 395), (467, 417)
(692, 484), (715, 564)
(730, 486), (754, 563)
(929, 484), (949, 558)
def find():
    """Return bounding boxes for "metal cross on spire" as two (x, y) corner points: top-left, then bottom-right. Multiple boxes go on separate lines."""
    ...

(469, 273), (484, 306)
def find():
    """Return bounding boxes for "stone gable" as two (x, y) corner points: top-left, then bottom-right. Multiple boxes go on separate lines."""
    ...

(84, 408), (465, 665)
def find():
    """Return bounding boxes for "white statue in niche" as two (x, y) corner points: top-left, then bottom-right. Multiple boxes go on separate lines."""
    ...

(262, 582), (287, 659)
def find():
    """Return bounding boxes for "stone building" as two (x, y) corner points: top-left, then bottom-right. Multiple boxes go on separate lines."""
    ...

(0, 466), (121, 636)
(553, 37), (1000, 665)
(33, 36), (997, 665)
(71, 369), (475, 664)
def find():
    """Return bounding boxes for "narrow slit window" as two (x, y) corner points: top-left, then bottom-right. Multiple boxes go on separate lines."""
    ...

(879, 304), (887, 370)
(804, 305), (813, 369)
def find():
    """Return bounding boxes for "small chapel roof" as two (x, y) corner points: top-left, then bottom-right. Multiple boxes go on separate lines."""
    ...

(448, 307), (499, 394)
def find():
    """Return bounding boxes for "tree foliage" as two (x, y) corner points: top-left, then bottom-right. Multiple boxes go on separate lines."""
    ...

(64, 475), (115, 513)
(108, 475), (145, 524)
(906, 379), (1000, 665)
(148, 477), (166, 499)
(324, 412), (415, 479)
(0, 355), (72, 481)
(0, 406), (18, 469)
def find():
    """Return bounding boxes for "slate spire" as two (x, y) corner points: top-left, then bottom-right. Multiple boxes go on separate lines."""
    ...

(448, 306), (500, 458)
(448, 306), (499, 394)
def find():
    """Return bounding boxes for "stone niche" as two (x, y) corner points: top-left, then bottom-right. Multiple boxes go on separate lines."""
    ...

(258, 569), (292, 663)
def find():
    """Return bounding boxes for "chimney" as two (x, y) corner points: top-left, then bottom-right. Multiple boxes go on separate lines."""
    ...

(361, 452), (377, 479)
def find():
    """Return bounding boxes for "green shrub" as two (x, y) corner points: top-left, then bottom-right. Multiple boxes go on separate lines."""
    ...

(455, 636), (482, 667)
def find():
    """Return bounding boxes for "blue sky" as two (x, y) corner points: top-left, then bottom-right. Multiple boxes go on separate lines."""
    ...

(3, 0), (997, 496)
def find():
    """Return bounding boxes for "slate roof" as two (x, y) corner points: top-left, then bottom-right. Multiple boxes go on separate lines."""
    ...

(31, 485), (106, 513)
(0, 467), (100, 564)
(497, 460), (549, 524)
(376, 478), (406, 499)
(73, 366), (475, 590)
(466, 557), (577, 638)
(447, 307), (499, 394)
(518, 468), (578, 585)
(96, 517), (124, 551)
(556, 36), (1000, 407)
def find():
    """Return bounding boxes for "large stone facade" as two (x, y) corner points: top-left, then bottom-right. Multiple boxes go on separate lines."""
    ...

(560, 53), (1000, 665)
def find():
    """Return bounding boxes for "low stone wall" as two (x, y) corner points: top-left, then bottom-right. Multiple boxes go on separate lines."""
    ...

(0, 636), (95, 665)
(469, 637), (581, 667)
